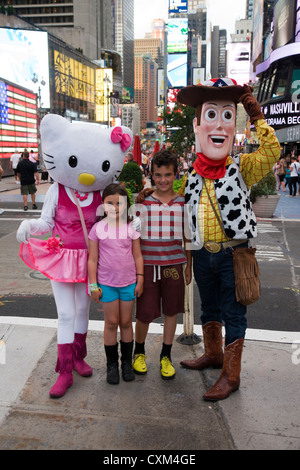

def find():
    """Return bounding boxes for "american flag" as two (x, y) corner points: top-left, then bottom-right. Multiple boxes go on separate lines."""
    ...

(0, 79), (38, 160)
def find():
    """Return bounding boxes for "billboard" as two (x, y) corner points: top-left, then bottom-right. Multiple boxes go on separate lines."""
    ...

(0, 79), (38, 160)
(193, 68), (205, 85)
(0, 28), (50, 108)
(273, 0), (296, 50)
(169, 0), (188, 14)
(167, 54), (187, 88)
(95, 69), (113, 123)
(167, 18), (188, 53)
(296, 0), (300, 41)
(226, 42), (251, 86)
(54, 50), (95, 103)
(252, 0), (264, 63)
(157, 69), (165, 106)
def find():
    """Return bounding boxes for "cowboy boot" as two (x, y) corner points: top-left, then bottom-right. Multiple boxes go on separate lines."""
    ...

(49, 343), (73, 398)
(180, 321), (224, 370)
(72, 332), (93, 377)
(203, 338), (244, 401)
(105, 344), (120, 385)
(120, 340), (135, 381)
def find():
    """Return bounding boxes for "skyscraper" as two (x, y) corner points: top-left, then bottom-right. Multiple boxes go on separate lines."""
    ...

(112, 0), (134, 94)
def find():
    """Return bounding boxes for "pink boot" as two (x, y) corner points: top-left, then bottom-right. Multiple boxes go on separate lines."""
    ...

(49, 343), (73, 398)
(72, 333), (93, 377)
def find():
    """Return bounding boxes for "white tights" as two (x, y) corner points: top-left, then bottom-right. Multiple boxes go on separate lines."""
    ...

(51, 280), (90, 344)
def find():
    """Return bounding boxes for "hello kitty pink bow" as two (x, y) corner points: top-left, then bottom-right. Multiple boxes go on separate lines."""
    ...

(111, 127), (132, 152)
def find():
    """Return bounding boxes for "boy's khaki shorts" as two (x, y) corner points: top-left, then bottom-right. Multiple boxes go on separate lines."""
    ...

(136, 263), (185, 324)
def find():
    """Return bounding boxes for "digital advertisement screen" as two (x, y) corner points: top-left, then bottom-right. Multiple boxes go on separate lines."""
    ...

(167, 18), (188, 54)
(273, 0), (296, 50)
(169, 0), (188, 14)
(167, 53), (187, 88)
(226, 42), (251, 85)
(0, 28), (50, 108)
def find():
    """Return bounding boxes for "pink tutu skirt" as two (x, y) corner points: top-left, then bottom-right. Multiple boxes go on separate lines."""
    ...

(20, 238), (88, 283)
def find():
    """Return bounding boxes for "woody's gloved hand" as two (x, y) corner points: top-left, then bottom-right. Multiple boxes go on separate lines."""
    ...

(239, 84), (264, 123)
(135, 187), (154, 204)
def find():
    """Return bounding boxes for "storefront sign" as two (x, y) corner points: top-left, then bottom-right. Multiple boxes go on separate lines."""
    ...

(275, 125), (300, 142)
(263, 100), (300, 128)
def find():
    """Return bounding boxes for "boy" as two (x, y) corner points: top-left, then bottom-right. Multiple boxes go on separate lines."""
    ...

(133, 150), (192, 379)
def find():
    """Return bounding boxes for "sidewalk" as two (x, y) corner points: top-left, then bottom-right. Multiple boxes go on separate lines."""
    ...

(0, 176), (300, 451)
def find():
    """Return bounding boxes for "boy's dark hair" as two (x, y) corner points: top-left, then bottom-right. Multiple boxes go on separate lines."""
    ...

(151, 149), (178, 174)
(102, 183), (132, 222)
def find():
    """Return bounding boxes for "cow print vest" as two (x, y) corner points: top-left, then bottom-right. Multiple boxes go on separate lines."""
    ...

(184, 155), (257, 249)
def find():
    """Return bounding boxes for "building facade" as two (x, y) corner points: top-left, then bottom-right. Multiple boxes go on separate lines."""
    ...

(7, 0), (114, 60)
(134, 53), (158, 129)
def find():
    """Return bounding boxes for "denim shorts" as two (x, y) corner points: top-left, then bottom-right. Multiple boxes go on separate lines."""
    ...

(99, 282), (136, 303)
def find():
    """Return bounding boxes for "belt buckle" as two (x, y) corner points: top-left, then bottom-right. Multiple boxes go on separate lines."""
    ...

(204, 241), (221, 253)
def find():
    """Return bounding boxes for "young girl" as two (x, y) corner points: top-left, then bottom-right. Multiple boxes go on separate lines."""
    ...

(88, 183), (144, 384)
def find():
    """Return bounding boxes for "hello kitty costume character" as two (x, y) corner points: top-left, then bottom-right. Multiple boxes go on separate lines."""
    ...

(17, 114), (132, 398)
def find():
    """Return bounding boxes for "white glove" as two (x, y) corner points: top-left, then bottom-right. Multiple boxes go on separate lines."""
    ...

(131, 216), (141, 232)
(16, 220), (33, 244)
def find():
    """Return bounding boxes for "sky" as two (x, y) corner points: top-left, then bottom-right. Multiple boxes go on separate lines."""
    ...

(134, 0), (247, 39)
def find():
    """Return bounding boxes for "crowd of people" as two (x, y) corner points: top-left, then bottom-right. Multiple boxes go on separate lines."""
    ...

(273, 154), (300, 197)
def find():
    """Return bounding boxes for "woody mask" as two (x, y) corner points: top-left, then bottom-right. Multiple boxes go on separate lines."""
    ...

(194, 100), (236, 160)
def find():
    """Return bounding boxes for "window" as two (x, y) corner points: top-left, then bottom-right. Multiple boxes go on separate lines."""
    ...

(271, 69), (287, 99)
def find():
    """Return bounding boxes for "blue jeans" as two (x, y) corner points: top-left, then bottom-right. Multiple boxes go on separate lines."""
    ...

(192, 244), (247, 346)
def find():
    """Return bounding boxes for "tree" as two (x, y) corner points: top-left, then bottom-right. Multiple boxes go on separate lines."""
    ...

(163, 90), (195, 154)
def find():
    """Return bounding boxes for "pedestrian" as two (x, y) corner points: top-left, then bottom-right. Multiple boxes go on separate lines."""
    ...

(289, 156), (300, 197)
(16, 114), (132, 398)
(133, 150), (192, 380)
(9, 149), (21, 183)
(177, 78), (280, 401)
(16, 150), (39, 211)
(0, 163), (4, 215)
(142, 151), (149, 176)
(285, 164), (291, 193)
(126, 151), (134, 163)
(29, 149), (39, 165)
(276, 157), (287, 191)
(88, 183), (144, 385)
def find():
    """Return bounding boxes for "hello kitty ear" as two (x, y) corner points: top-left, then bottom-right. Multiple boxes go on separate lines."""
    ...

(40, 114), (71, 142)
(111, 126), (132, 152)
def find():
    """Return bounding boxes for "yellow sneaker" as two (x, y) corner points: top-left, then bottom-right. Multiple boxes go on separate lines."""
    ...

(160, 356), (176, 379)
(132, 353), (147, 375)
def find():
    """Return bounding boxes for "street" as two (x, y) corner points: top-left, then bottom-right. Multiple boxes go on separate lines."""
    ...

(0, 194), (299, 333)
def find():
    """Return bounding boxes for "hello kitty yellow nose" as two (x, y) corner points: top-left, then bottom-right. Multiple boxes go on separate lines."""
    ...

(78, 173), (96, 186)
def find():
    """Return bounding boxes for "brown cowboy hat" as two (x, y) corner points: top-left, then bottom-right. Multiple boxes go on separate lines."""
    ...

(177, 78), (248, 108)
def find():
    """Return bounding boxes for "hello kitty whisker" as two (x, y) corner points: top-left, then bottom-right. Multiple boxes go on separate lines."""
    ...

(43, 152), (54, 159)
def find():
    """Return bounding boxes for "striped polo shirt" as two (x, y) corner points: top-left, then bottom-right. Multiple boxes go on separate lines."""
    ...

(139, 194), (187, 266)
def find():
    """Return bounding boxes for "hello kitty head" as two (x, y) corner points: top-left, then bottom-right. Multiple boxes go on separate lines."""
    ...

(40, 114), (132, 192)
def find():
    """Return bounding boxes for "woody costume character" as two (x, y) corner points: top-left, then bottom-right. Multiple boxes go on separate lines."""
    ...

(177, 78), (280, 401)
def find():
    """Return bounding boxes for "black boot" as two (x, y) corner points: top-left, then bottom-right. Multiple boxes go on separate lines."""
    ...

(120, 340), (135, 382)
(105, 344), (119, 385)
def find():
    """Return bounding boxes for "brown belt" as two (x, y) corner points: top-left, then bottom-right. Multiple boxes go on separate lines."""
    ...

(203, 239), (248, 253)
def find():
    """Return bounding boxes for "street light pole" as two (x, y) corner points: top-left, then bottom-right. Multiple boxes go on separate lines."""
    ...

(103, 74), (111, 127)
